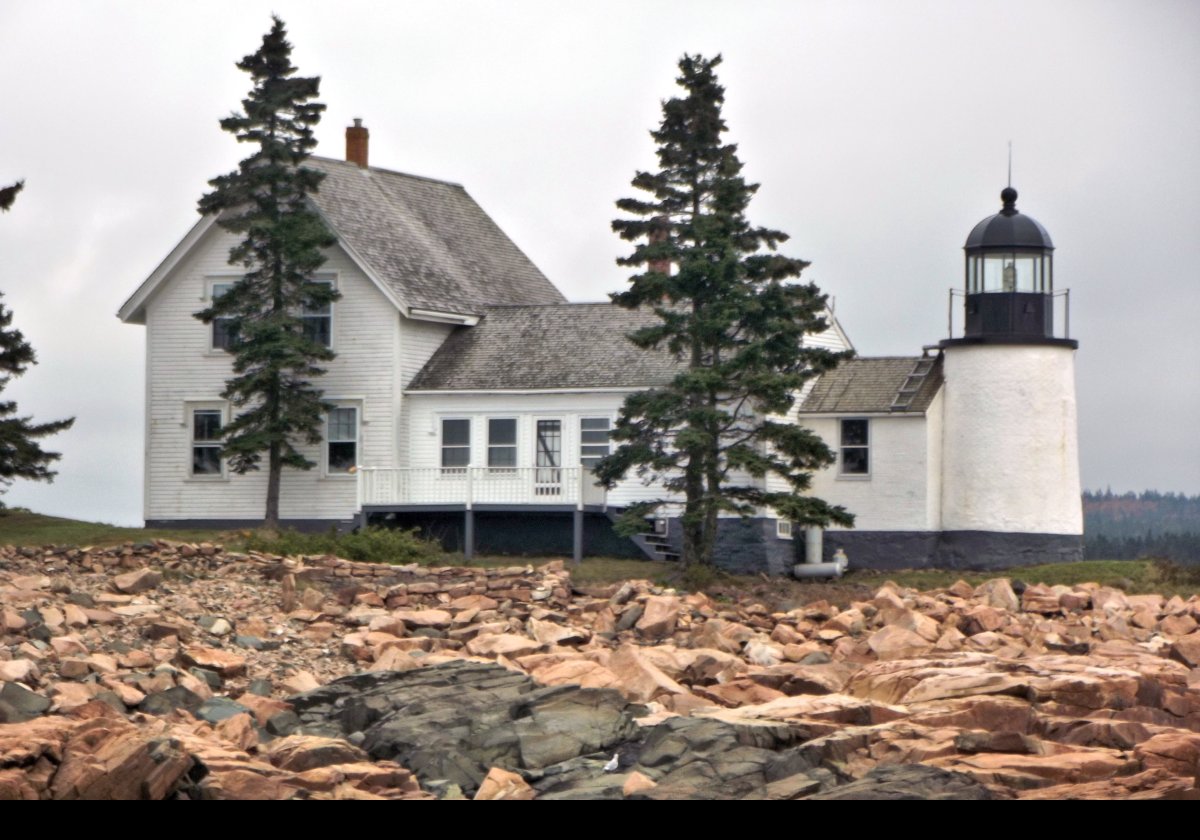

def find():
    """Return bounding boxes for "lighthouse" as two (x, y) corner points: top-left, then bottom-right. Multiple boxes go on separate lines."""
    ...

(937, 186), (1084, 566)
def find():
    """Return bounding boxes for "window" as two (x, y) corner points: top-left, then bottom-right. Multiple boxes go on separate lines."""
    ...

(299, 280), (333, 347)
(840, 418), (869, 476)
(441, 418), (470, 472)
(534, 419), (562, 494)
(210, 277), (333, 350)
(488, 418), (517, 471)
(776, 520), (794, 540)
(210, 282), (237, 351)
(327, 407), (358, 474)
(580, 417), (611, 469)
(191, 408), (223, 476)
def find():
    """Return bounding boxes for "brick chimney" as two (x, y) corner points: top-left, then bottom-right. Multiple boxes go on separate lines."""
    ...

(648, 215), (671, 276)
(346, 118), (369, 168)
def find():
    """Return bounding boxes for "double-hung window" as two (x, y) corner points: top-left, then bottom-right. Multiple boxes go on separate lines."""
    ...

(840, 418), (870, 476)
(210, 282), (237, 351)
(488, 418), (517, 472)
(327, 406), (358, 474)
(299, 279), (334, 348)
(580, 417), (611, 470)
(441, 418), (470, 473)
(191, 408), (224, 477)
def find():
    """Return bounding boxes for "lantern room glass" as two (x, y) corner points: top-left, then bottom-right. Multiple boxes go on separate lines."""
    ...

(967, 252), (1052, 294)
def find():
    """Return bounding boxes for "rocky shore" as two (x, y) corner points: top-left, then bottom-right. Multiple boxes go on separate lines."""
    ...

(2, 541), (1198, 799)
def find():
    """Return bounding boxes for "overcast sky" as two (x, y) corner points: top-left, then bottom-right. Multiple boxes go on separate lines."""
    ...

(0, 0), (1197, 526)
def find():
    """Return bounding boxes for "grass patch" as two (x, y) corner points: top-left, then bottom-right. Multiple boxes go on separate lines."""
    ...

(236, 526), (443, 565)
(5, 510), (1199, 599)
(845, 559), (1200, 598)
(0, 509), (220, 547)
(568, 557), (679, 587)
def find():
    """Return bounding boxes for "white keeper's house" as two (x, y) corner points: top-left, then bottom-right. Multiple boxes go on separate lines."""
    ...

(118, 122), (1083, 573)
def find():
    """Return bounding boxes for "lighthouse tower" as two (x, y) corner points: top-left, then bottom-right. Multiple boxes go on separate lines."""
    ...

(937, 187), (1083, 566)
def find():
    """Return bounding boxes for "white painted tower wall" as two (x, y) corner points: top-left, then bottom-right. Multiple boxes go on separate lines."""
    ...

(940, 344), (1082, 535)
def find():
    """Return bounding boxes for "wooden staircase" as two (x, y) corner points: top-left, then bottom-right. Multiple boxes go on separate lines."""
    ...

(604, 509), (681, 562)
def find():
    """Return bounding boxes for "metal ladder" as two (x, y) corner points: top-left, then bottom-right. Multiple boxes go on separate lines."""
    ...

(890, 357), (936, 411)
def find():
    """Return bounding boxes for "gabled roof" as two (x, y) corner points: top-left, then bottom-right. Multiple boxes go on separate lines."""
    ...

(407, 303), (679, 391)
(798, 355), (944, 414)
(408, 302), (856, 393)
(304, 158), (563, 315)
(118, 156), (563, 324)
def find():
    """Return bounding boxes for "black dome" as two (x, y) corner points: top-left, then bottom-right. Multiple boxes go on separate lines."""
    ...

(965, 187), (1054, 251)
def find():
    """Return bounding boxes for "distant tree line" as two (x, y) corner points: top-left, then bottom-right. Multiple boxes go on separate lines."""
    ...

(1083, 490), (1200, 564)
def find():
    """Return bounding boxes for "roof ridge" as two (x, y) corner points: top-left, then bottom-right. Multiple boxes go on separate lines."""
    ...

(484, 301), (620, 310)
(308, 155), (465, 190)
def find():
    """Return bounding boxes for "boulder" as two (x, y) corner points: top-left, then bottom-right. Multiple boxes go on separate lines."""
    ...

(465, 633), (542, 659)
(289, 661), (640, 796)
(179, 647), (246, 679)
(866, 625), (932, 660)
(473, 767), (536, 800)
(265, 735), (370, 772)
(0, 659), (40, 685)
(622, 770), (658, 797)
(111, 569), (162, 594)
(607, 645), (689, 704)
(804, 764), (995, 800)
(635, 595), (680, 639)
(392, 609), (453, 630)
(976, 579), (1020, 612)
(0, 681), (52, 722)
(1169, 633), (1200, 668)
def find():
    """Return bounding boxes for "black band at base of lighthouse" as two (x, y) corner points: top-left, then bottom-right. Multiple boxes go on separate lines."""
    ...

(817, 530), (1084, 571)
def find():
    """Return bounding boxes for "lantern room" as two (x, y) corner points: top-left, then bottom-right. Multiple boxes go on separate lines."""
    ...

(962, 186), (1057, 339)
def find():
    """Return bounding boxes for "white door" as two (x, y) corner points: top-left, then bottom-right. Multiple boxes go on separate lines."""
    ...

(534, 418), (562, 496)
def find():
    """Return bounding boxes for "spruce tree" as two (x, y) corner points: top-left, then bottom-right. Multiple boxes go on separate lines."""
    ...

(596, 54), (854, 567)
(195, 17), (338, 528)
(0, 181), (23, 213)
(0, 181), (75, 502)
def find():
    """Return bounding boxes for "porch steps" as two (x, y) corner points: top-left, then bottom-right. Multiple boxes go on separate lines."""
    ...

(604, 509), (681, 563)
(639, 531), (681, 562)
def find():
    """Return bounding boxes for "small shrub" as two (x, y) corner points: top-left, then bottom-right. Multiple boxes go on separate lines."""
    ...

(1151, 557), (1200, 588)
(238, 526), (443, 565)
(680, 563), (725, 592)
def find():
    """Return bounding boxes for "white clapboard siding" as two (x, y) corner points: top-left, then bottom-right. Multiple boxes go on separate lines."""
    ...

(924, 387), (945, 531)
(798, 414), (931, 531)
(143, 226), (399, 521)
(802, 307), (855, 353)
(400, 391), (772, 510)
(400, 318), (455, 387)
(396, 318), (455, 461)
(401, 391), (657, 507)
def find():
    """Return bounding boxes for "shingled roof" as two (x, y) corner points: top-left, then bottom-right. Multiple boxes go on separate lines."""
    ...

(798, 356), (944, 414)
(408, 303), (681, 391)
(305, 157), (564, 315)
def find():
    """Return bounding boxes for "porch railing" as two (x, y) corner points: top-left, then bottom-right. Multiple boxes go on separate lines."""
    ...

(356, 466), (607, 511)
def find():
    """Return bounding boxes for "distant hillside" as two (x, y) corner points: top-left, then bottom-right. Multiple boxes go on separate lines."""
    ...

(1083, 490), (1200, 564)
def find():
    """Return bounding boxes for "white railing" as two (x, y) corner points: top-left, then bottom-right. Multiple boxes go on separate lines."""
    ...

(356, 466), (608, 510)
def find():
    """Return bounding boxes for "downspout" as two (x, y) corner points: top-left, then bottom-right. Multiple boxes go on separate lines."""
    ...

(792, 527), (848, 579)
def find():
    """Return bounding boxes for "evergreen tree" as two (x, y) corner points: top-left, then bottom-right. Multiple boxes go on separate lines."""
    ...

(596, 54), (853, 567)
(0, 180), (23, 213)
(195, 17), (338, 528)
(0, 181), (75, 502)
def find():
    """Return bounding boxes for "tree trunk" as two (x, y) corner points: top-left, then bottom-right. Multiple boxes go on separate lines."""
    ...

(681, 448), (706, 566)
(265, 441), (281, 530)
(701, 457), (721, 567)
